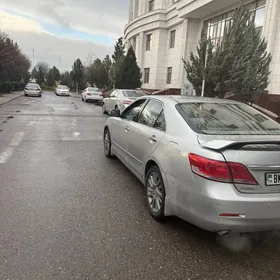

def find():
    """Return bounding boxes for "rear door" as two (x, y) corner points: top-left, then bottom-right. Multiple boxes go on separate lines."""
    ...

(125, 99), (166, 176)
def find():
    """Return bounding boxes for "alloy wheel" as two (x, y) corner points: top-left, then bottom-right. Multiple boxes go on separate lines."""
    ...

(147, 171), (164, 213)
(104, 129), (112, 157)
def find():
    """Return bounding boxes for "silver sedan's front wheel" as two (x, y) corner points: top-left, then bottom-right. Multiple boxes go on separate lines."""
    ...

(146, 166), (166, 220)
(103, 128), (113, 158)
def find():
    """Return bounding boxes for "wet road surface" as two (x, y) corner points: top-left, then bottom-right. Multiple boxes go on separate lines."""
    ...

(0, 92), (280, 280)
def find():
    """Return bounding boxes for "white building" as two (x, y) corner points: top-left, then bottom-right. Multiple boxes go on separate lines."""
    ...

(124, 0), (280, 95)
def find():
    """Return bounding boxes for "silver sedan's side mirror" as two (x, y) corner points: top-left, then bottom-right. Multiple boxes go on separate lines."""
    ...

(110, 108), (121, 117)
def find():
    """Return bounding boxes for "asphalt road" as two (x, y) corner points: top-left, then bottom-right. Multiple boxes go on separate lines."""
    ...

(0, 92), (280, 280)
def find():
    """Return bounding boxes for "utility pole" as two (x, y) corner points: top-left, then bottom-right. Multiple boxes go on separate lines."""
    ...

(58, 54), (61, 69)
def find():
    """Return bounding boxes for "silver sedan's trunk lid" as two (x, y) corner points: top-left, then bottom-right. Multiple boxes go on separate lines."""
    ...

(198, 134), (280, 194)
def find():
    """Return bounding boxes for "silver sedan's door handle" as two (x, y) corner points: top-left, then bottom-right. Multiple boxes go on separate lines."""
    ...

(125, 126), (130, 132)
(150, 135), (157, 142)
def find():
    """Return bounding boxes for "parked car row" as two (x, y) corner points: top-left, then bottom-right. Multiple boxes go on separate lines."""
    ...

(80, 87), (147, 115)
(103, 94), (280, 240)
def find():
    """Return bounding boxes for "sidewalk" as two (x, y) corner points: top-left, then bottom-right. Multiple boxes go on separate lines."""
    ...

(0, 92), (23, 106)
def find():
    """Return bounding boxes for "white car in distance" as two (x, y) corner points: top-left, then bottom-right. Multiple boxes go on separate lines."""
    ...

(55, 85), (70, 96)
(102, 89), (146, 114)
(81, 87), (103, 103)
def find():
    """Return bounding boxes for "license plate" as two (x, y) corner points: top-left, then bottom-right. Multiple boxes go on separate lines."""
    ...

(265, 173), (280, 186)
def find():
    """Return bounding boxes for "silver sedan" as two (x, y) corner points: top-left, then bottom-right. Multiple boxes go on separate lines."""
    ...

(24, 83), (42, 97)
(55, 85), (70, 96)
(103, 95), (280, 236)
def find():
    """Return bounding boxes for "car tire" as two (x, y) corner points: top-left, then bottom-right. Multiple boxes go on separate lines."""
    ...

(103, 128), (113, 158)
(102, 103), (107, 114)
(146, 165), (166, 221)
(85, 98), (88, 103)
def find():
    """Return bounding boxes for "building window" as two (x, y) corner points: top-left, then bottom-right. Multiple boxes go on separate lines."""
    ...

(148, 0), (155, 12)
(144, 68), (150, 84)
(170, 30), (176, 48)
(203, 0), (265, 45)
(166, 67), (172, 84)
(146, 34), (152, 51)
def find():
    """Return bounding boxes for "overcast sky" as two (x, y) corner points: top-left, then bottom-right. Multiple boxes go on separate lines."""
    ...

(0, 0), (128, 72)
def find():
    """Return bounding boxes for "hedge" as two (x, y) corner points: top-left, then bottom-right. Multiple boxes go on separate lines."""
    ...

(0, 81), (25, 93)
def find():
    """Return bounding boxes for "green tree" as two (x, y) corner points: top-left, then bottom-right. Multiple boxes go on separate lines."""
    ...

(116, 46), (142, 89)
(31, 67), (38, 80)
(214, 6), (271, 101)
(61, 71), (73, 88)
(87, 58), (108, 89)
(37, 65), (45, 85)
(111, 37), (126, 88)
(103, 55), (112, 76)
(183, 6), (272, 102)
(71, 59), (84, 89)
(46, 66), (60, 87)
(53, 66), (60, 82)
(46, 69), (55, 86)
(35, 62), (48, 77)
(183, 30), (216, 97)
(112, 37), (125, 63)
(0, 31), (31, 87)
(62, 71), (73, 88)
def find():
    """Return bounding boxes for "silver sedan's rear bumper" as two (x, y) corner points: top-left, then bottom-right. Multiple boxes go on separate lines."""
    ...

(24, 91), (41, 96)
(164, 173), (280, 233)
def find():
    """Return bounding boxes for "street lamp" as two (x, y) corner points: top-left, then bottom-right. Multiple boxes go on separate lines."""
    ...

(201, 43), (216, 97)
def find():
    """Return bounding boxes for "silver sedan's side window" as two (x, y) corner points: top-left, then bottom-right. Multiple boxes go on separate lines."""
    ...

(154, 111), (166, 131)
(122, 99), (147, 121)
(137, 100), (163, 128)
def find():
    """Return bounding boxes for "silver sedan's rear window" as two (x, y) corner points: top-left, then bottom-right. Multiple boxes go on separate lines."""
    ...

(176, 102), (280, 135)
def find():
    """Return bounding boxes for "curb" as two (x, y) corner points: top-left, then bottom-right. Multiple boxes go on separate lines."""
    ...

(0, 92), (23, 106)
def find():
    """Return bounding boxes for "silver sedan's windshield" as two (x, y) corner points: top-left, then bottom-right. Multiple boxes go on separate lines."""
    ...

(123, 90), (145, 97)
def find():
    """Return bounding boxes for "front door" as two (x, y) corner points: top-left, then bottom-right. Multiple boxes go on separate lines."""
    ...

(110, 98), (148, 163)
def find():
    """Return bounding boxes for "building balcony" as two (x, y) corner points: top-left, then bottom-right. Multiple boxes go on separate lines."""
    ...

(177, 0), (240, 19)
(124, 9), (166, 39)
(124, 6), (180, 39)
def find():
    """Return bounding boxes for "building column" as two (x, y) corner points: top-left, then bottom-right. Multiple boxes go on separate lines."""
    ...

(263, 0), (280, 53)
(178, 19), (189, 90)
(263, 0), (280, 94)
(138, 32), (144, 70)
(128, 0), (132, 21)
(181, 19), (202, 94)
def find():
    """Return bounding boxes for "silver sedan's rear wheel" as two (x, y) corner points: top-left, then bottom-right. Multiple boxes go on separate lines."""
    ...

(104, 128), (113, 158)
(146, 166), (166, 220)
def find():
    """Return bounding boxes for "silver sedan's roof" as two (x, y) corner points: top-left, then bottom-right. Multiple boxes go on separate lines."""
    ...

(139, 95), (241, 106)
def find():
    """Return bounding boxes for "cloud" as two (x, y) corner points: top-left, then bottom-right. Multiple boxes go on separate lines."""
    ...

(0, 0), (128, 38)
(0, 0), (128, 71)
(0, 9), (42, 33)
(6, 29), (113, 72)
